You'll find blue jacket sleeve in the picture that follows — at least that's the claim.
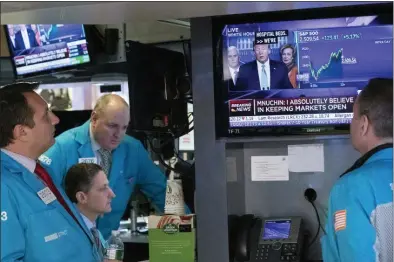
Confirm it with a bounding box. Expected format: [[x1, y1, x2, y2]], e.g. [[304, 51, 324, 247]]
[[1, 183, 25, 262], [39, 141, 68, 186], [135, 142, 191, 214], [322, 180, 377, 262]]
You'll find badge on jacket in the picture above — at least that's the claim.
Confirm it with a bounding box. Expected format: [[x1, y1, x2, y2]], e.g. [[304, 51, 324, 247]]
[[37, 187, 57, 204], [78, 157, 98, 164]]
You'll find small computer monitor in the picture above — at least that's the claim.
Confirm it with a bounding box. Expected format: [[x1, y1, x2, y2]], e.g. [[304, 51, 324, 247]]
[[4, 24, 91, 78]]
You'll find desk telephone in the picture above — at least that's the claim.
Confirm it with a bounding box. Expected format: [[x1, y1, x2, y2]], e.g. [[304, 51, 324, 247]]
[[232, 215, 305, 262]]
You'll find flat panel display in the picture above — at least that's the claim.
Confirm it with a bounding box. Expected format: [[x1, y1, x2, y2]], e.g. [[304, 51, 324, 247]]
[[263, 220, 291, 240], [213, 4, 393, 137], [4, 24, 91, 78]]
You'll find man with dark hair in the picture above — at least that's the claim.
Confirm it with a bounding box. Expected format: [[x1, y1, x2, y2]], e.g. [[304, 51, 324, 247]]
[[65, 163, 116, 261], [322, 78, 393, 262], [0, 82, 101, 262]]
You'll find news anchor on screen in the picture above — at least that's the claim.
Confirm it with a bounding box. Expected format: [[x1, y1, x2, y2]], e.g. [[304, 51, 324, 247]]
[[14, 24, 39, 51], [280, 44, 298, 88], [224, 46, 243, 90], [235, 42, 293, 91]]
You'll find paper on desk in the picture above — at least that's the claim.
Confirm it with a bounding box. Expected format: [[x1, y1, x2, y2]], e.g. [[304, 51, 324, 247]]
[[288, 144, 324, 172], [226, 157, 238, 182], [251, 156, 289, 181]]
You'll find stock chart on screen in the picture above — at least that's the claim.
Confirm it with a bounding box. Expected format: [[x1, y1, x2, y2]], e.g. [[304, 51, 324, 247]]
[[295, 25, 393, 89]]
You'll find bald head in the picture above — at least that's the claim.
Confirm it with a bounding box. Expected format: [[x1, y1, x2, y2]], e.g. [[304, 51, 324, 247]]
[[91, 94, 130, 150], [93, 94, 129, 117]]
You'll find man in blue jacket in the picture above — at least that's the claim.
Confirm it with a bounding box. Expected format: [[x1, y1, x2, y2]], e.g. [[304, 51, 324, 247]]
[[41, 94, 178, 239], [321, 78, 393, 262], [0, 82, 101, 262]]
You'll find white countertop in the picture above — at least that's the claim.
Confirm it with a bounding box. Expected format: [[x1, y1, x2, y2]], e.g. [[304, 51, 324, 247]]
[[118, 230, 149, 243]]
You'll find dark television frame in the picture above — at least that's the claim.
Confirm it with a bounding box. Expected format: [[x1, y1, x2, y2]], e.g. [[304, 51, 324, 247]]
[[3, 24, 92, 79], [212, 3, 393, 138]]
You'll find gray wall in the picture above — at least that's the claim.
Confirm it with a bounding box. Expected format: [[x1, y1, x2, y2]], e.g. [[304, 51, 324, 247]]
[[227, 143, 247, 216], [240, 137, 359, 260], [191, 16, 230, 262], [191, 16, 362, 262]]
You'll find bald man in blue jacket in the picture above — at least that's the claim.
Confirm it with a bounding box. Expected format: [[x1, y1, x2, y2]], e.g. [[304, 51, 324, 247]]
[[41, 94, 189, 239], [321, 78, 393, 262]]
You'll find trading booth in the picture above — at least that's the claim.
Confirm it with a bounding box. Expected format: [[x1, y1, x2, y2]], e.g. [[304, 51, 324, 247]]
[[0, 2, 392, 262]]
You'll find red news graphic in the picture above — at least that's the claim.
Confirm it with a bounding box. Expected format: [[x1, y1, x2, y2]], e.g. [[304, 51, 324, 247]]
[[14, 47, 70, 67], [229, 96, 356, 127], [229, 99, 254, 116]]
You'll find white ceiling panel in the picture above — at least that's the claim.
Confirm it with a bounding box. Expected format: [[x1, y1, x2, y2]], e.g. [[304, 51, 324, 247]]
[[1, 1, 379, 24], [1, 1, 101, 13]]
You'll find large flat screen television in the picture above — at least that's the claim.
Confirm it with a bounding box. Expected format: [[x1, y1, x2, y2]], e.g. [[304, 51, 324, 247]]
[[212, 3, 393, 137], [4, 24, 91, 78]]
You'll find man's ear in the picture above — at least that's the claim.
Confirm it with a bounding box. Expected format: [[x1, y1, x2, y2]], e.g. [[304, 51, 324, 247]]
[[360, 114, 370, 137], [76, 191, 87, 204], [91, 111, 98, 126], [13, 124, 30, 142], [91, 111, 96, 120]]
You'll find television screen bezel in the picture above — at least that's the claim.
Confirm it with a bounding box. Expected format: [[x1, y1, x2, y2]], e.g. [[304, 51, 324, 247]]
[[212, 3, 393, 138], [3, 24, 92, 79]]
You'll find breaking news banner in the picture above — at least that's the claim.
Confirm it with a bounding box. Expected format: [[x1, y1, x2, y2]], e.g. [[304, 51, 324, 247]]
[[255, 30, 289, 44], [14, 42, 70, 67], [229, 99, 254, 116], [229, 96, 355, 116]]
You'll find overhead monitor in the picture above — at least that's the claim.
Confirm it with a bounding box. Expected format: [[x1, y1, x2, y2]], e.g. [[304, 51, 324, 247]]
[[212, 3, 393, 137], [4, 24, 91, 78]]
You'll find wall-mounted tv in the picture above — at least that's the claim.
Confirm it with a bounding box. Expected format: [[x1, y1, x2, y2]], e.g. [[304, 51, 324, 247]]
[[212, 3, 393, 137], [4, 24, 91, 78]]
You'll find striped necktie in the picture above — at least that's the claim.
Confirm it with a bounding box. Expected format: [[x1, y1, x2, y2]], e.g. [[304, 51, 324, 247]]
[[260, 64, 269, 90], [91, 227, 104, 256], [98, 148, 112, 177]]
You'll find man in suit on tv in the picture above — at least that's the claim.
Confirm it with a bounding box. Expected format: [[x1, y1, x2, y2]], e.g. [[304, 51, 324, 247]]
[[224, 46, 242, 91], [7, 25, 16, 53], [14, 24, 38, 51], [235, 43, 293, 91]]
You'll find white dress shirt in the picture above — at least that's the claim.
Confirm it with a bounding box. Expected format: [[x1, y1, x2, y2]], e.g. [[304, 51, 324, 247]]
[[80, 211, 107, 252], [21, 29, 31, 49], [10, 36, 16, 48], [1, 148, 36, 173], [89, 124, 103, 165], [257, 59, 271, 90], [228, 66, 240, 85], [80, 212, 96, 230]]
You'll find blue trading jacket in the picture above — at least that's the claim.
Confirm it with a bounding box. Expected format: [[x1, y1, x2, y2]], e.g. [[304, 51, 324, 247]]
[[1, 151, 101, 262], [321, 146, 393, 262], [41, 121, 189, 239]]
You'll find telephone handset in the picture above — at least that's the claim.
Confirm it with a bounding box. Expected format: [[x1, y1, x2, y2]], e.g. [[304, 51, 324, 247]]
[[232, 215, 304, 262], [234, 214, 263, 261]]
